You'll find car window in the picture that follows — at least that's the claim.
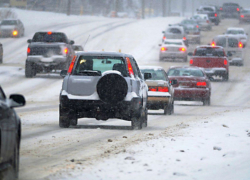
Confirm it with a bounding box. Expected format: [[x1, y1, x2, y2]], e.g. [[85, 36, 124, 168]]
[[1, 20, 17, 25], [227, 30, 244, 35], [164, 41, 182, 45], [141, 69, 167, 81], [194, 47, 225, 56], [73, 56, 127, 76], [32, 32, 68, 43], [215, 37, 226, 47], [168, 68, 204, 77], [202, 7, 214, 12], [168, 28, 181, 34]]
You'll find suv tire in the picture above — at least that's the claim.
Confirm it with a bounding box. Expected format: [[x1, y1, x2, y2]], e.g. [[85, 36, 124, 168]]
[[131, 108, 144, 130], [25, 60, 36, 78], [59, 106, 70, 128]]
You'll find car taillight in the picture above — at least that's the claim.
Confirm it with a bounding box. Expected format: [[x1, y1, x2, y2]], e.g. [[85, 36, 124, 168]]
[[126, 57, 134, 77], [238, 42, 243, 48], [241, 15, 244, 18], [27, 47, 30, 54], [196, 25, 199, 28], [220, 7, 223, 10], [161, 47, 167, 51], [48, 31, 52, 35], [149, 86, 169, 92], [211, 42, 216, 47], [214, 13, 217, 17], [206, 20, 210, 23], [237, 8, 240, 11], [148, 87, 157, 91], [179, 47, 186, 52], [158, 87, 169, 92], [183, 37, 186, 41], [190, 59, 193, 65], [68, 55, 76, 74], [163, 36, 166, 40], [13, 30, 18, 36], [224, 59, 228, 65], [197, 82, 207, 87]]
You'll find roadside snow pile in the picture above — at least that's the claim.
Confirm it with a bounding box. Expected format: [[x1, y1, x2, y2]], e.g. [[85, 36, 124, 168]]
[[69, 108, 250, 180]]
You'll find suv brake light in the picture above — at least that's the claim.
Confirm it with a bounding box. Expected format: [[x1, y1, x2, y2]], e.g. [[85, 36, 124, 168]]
[[237, 8, 240, 11], [190, 59, 193, 65], [214, 13, 217, 17], [241, 15, 244, 18], [48, 31, 52, 35], [183, 37, 186, 41], [158, 87, 169, 92], [68, 55, 76, 74], [163, 36, 166, 40], [13, 30, 18, 36], [196, 82, 206, 87], [211, 42, 216, 47], [126, 57, 134, 77], [196, 25, 199, 28]]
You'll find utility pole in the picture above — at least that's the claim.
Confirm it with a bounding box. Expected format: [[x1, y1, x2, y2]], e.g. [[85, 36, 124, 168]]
[[67, 0, 71, 16], [162, 0, 166, 17], [141, 0, 145, 19]]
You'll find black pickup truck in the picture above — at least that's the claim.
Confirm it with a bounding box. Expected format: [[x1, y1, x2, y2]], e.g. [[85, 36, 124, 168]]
[[197, 6, 220, 25], [25, 32, 75, 78]]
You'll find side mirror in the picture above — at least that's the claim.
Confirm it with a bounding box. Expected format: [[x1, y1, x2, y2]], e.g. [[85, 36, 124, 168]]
[[170, 79, 177, 85], [27, 39, 32, 43], [9, 94, 25, 108], [162, 31, 165, 33], [60, 70, 68, 78], [144, 73, 152, 80], [159, 44, 162, 46], [69, 40, 75, 45], [188, 52, 193, 56]]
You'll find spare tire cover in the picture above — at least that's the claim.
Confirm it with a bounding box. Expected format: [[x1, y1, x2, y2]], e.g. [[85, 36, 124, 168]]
[[97, 73, 128, 104]]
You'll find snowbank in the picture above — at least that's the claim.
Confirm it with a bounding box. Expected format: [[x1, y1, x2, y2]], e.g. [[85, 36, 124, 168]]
[[67, 108, 250, 180]]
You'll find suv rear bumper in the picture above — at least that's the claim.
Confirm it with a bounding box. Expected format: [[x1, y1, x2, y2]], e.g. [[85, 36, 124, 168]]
[[60, 95, 142, 121]]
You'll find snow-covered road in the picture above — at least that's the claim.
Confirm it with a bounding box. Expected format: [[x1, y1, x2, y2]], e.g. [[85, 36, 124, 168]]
[[0, 8, 250, 180]]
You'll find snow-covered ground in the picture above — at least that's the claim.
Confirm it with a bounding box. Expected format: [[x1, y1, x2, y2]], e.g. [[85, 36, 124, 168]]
[[68, 108, 250, 180], [0, 7, 250, 180]]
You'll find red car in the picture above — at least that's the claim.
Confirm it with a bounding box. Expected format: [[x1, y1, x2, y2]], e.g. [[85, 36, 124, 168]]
[[188, 45, 229, 81], [167, 66, 211, 105]]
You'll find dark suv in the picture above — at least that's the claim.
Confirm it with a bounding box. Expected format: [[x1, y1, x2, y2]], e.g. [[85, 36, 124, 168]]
[[0, 43, 2, 64], [25, 32, 75, 77], [0, 86, 25, 178], [59, 51, 151, 129], [221, 3, 241, 18], [197, 6, 220, 25]]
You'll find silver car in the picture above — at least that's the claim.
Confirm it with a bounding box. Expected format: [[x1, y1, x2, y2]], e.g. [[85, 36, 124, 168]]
[[140, 66, 175, 115], [0, 19, 25, 37], [59, 51, 151, 129], [212, 35, 244, 66], [191, 14, 212, 31], [159, 39, 188, 62]]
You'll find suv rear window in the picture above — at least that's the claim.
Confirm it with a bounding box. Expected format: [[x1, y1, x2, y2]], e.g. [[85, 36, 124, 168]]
[[167, 28, 181, 34], [215, 37, 239, 48], [73, 56, 127, 76], [194, 47, 225, 56], [202, 7, 214, 12], [32, 32, 68, 43]]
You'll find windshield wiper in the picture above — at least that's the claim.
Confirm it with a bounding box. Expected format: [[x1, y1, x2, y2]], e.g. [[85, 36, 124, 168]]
[[77, 70, 101, 76]]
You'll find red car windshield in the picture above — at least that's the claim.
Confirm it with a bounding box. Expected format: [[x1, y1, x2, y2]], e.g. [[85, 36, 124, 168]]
[[194, 47, 225, 56], [168, 68, 204, 77]]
